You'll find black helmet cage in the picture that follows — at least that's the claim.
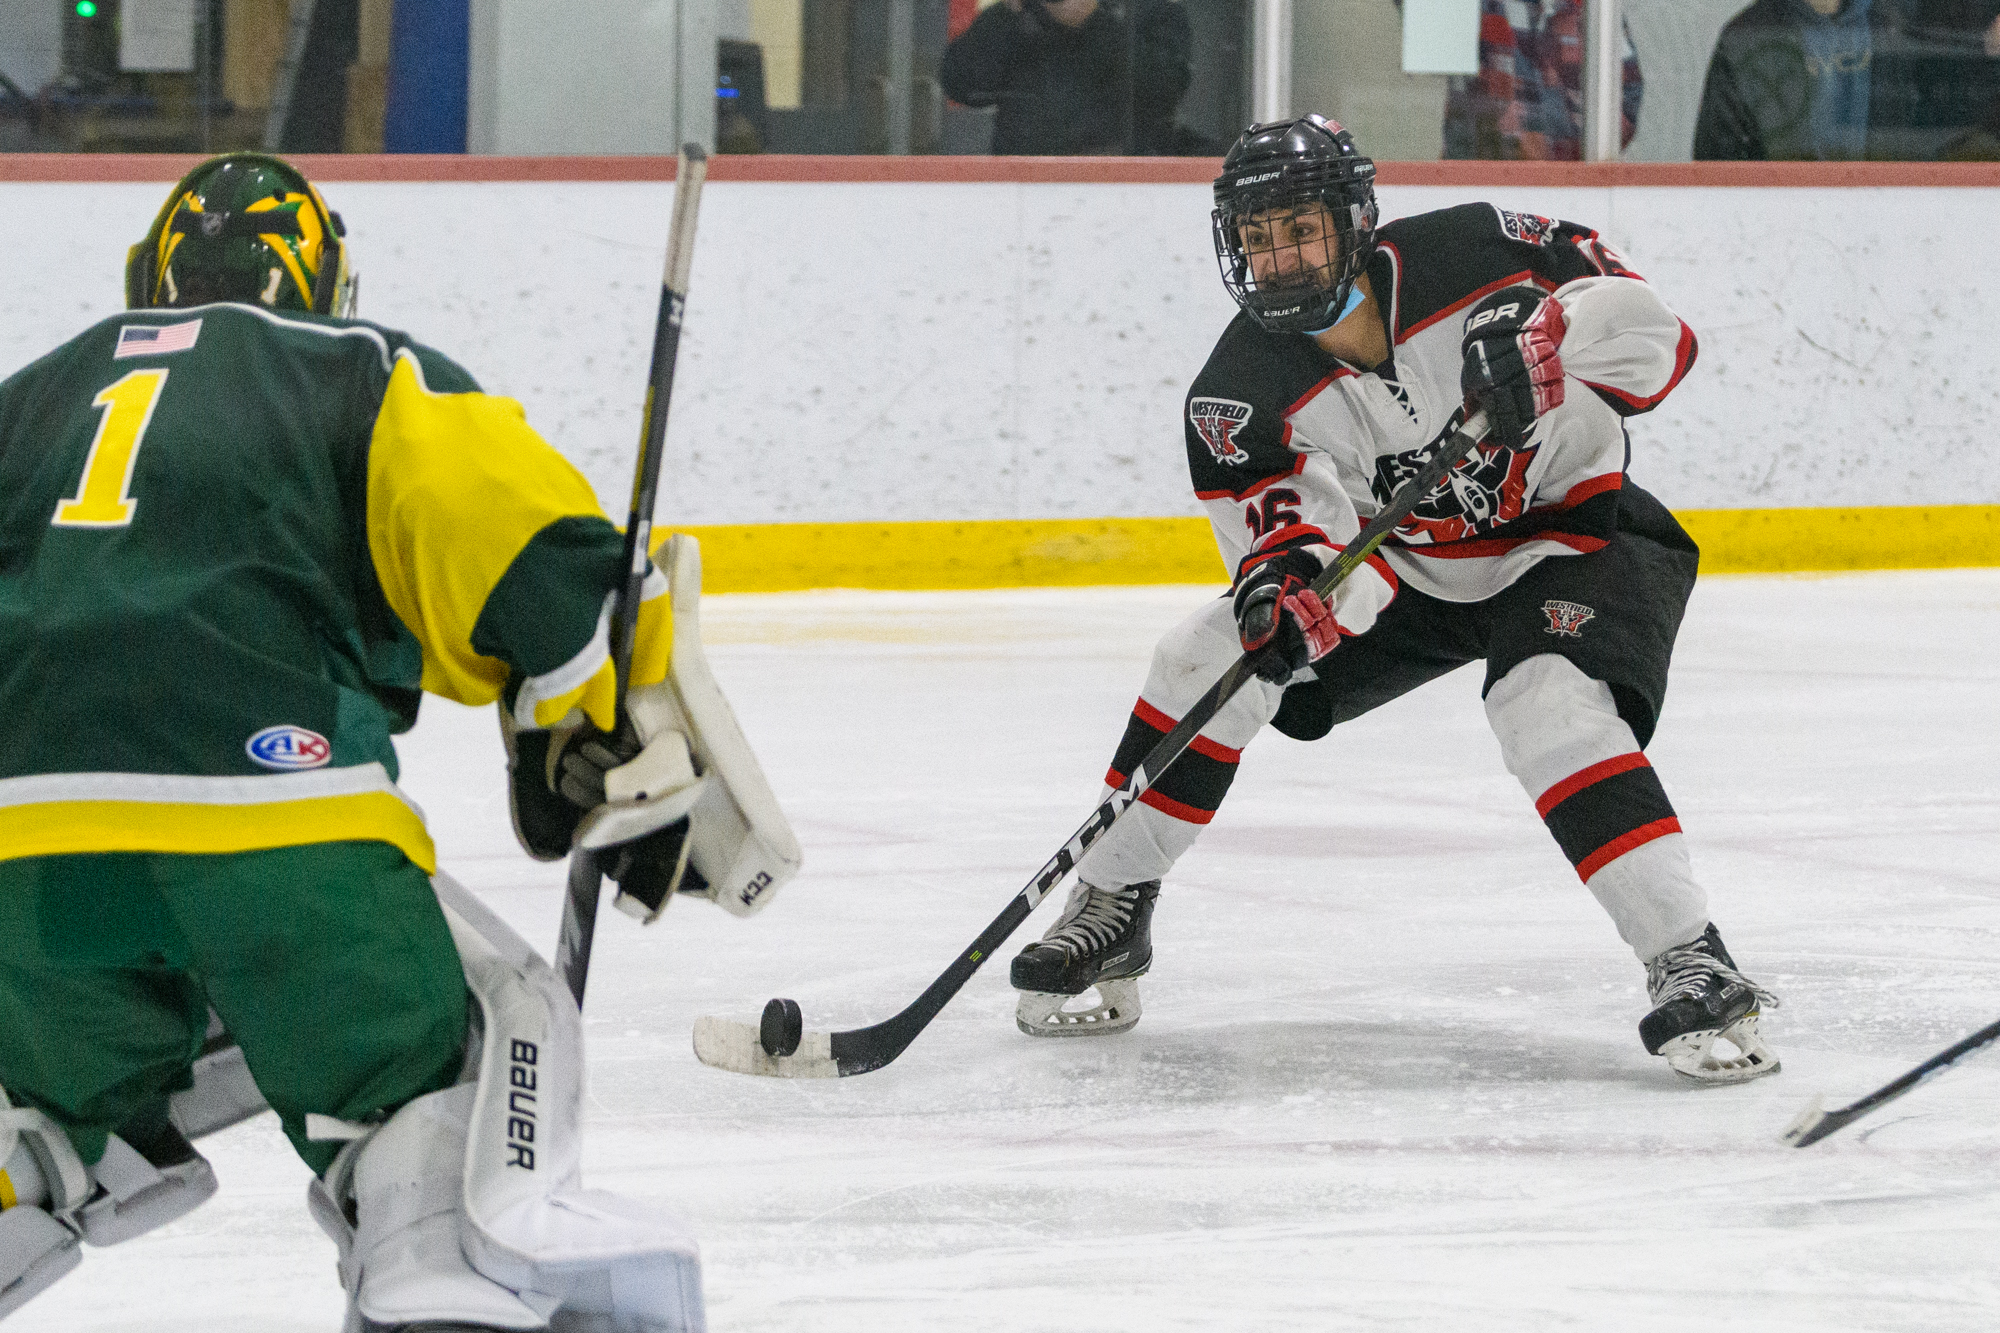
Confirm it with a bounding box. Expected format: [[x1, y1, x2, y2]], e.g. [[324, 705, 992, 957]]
[[1212, 116, 1380, 334]]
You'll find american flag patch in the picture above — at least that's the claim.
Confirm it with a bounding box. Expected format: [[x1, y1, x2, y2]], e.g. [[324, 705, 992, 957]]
[[115, 320, 202, 359]]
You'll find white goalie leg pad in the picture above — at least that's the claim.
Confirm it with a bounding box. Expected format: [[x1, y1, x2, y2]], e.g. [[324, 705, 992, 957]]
[[0, 1094, 83, 1322], [0, 1094, 91, 1219], [69, 1134, 218, 1248], [1, 1086, 217, 1320], [168, 1011, 271, 1142], [0, 1094, 215, 1248], [600, 533, 801, 919], [0, 1204, 80, 1322], [308, 1089, 552, 1333], [435, 873, 708, 1333]]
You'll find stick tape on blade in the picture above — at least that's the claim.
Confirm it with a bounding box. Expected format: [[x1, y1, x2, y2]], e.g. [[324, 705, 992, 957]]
[[691, 1018, 839, 1079]]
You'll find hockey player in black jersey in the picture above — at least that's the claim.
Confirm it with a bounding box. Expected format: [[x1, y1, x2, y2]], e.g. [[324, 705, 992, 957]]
[[1010, 115, 1781, 1084]]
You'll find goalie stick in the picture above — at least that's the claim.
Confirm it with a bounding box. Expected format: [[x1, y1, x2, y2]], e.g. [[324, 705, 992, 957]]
[[1782, 1014, 2000, 1148], [555, 144, 708, 1009], [692, 407, 1492, 1078]]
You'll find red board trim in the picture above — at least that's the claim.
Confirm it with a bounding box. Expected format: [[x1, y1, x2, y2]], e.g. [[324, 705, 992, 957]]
[[5, 155, 1999, 187]]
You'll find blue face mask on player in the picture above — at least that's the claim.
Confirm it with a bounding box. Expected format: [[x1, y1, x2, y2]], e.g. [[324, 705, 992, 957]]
[[1306, 282, 1367, 336]]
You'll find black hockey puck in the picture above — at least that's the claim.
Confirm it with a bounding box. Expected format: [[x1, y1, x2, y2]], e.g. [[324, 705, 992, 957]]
[[760, 997, 803, 1058]]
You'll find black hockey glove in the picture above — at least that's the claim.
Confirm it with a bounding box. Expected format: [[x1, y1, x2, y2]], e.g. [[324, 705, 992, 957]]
[[602, 818, 706, 916], [1460, 285, 1568, 449], [1231, 549, 1341, 684], [549, 724, 705, 909], [504, 722, 583, 861]]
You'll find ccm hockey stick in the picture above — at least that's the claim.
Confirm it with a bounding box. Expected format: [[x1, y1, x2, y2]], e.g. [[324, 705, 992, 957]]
[[1782, 1014, 2000, 1147], [692, 408, 1493, 1078], [555, 144, 708, 1008]]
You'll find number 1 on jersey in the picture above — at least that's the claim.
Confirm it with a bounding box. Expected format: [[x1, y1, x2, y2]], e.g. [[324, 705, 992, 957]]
[[53, 368, 169, 528]]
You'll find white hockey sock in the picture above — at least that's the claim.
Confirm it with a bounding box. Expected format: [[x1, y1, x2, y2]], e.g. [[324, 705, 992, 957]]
[[1583, 832, 1710, 963], [1076, 595, 1283, 888], [1487, 654, 1708, 962]]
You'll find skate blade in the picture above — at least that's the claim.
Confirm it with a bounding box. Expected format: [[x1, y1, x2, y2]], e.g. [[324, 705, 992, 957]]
[[1660, 1014, 1782, 1085], [691, 1016, 840, 1078], [1015, 979, 1142, 1038]]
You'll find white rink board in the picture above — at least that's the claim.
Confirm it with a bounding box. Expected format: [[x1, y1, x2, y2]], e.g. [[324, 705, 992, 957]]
[[3, 179, 1997, 522], [12, 570, 2000, 1333]]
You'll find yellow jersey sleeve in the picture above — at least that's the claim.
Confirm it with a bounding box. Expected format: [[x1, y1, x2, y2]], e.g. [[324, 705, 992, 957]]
[[365, 350, 670, 731]]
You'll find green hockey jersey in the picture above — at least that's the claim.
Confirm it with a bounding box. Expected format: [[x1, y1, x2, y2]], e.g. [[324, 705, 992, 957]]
[[0, 303, 671, 872]]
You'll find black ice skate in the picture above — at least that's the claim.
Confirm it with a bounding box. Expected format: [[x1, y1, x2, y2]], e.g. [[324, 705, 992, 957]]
[[1640, 923, 1781, 1084], [1011, 880, 1159, 1037]]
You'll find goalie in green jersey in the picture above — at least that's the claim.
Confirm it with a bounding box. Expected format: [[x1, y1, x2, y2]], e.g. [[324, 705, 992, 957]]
[[0, 154, 798, 1332]]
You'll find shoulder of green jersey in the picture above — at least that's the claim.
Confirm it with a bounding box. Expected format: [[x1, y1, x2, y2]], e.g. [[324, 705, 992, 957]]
[[125, 302, 397, 371], [391, 343, 482, 396]]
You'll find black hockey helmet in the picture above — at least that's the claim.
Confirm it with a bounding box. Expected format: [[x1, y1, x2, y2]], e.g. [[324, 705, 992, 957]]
[[1212, 115, 1379, 335], [126, 153, 355, 316]]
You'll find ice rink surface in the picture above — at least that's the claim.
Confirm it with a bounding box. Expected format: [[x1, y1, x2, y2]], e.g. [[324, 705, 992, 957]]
[[19, 570, 2000, 1333]]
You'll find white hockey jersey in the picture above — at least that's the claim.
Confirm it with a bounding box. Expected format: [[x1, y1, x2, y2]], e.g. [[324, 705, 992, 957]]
[[1184, 202, 1698, 630]]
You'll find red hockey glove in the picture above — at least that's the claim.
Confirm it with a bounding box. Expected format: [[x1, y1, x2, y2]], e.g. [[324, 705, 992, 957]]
[[1461, 286, 1567, 449], [1233, 564, 1341, 683]]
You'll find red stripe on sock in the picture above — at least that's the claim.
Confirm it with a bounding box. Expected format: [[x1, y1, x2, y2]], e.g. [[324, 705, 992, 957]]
[[1130, 698, 1241, 763], [1138, 787, 1216, 825], [1189, 734, 1240, 764], [1535, 751, 1652, 818], [1577, 817, 1681, 881]]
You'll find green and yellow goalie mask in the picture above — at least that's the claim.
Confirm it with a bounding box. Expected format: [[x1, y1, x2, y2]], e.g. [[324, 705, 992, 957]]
[[126, 153, 356, 317]]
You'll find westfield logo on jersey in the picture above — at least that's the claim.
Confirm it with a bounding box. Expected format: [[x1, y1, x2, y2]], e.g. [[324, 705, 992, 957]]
[[1373, 413, 1536, 544], [1189, 397, 1253, 465], [1496, 209, 1557, 246], [1542, 600, 1596, 637]]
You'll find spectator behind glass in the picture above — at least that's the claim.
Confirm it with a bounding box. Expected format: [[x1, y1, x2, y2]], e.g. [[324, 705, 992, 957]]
[[1438, 0, 1644, 160], [940, 0, 1201, 155], [1695, 0, 1886, 159], [1916, 0, 2000, 158]]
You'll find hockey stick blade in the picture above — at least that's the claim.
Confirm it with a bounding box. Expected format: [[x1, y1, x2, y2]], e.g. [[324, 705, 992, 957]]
[[693, 410, 1491, 1079], [1781, 1014, 2000, 1148], [692, 1017, 841, 1079]]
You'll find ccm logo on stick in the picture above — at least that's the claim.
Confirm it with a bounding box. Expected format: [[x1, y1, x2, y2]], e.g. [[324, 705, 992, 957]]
[[506, 1039, 538, 1169]]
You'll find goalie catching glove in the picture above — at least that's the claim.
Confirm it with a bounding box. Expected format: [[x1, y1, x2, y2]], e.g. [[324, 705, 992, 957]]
[[501, 533, 801, 921]]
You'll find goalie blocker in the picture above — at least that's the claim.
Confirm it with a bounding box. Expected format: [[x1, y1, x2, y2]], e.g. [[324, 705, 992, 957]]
[[502, 533, 801, 922]]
